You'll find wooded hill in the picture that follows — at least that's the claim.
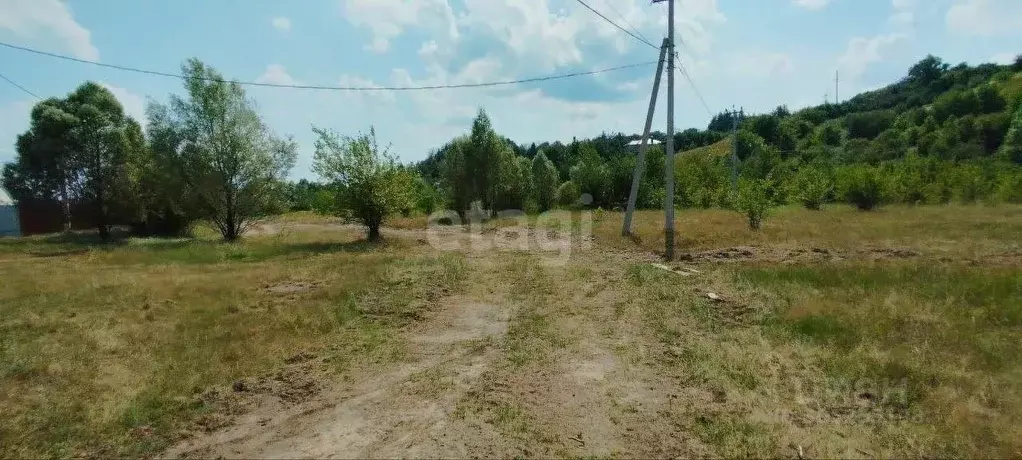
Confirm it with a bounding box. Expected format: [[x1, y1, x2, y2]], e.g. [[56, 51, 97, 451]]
[[418, 54, 1022, 212]]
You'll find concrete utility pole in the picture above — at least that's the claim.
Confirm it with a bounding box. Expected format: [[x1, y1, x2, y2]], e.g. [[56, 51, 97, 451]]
[[652, 0, 676, 259], [622, 38, 669, 237], [835, 70, 839, 104], [730, 107, 739, 190]]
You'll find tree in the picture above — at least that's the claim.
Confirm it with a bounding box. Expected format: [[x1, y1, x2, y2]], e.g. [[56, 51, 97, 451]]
[[2, 84, 138, 239], [312, 126, 410, 240], [149, 59, 297, 241], [569, 143, 611, 207], [66, 83, 135, 240], [466, 109, 506, 212], [836, 165, 890, 210], [999, 104, 1022, 164], [907, 55, 948, 87], [492, 152, 531, 211], [735, 178, 771, 230], [531, 150, 558, 211], [790, 165, 832, 210], [555, 181, 581, 208], [2, 98, 79, 231], [440, 136, 472, 217]]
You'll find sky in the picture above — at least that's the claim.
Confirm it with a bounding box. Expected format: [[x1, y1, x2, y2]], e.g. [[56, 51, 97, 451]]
[[0, 0, 1020, 188]]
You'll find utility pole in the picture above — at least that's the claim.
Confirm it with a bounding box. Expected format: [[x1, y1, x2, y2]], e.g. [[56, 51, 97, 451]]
[[730, 106, 739, 190], [835, 70, 839, 104], [652, 0, 676, 259], [622, 38, 669, 236]]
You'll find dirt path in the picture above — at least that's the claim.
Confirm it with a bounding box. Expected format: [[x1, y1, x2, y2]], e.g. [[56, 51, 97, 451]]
[[162, 226, 726, 458]]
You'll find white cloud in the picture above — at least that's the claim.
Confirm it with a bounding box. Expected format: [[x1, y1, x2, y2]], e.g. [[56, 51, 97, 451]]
[[256, 64, 298, 86], [729, 52, 792, 78], [990, 52, 1017, 65], [889, 0, 916, 26], [0, 0, 98, 60], [418, 40, 439, 60], [659, 0, 727, 55], [838, 33, 907, 80], [792, 0, 832, 10], [342, 0, 458, 54], [947, 0, 1022, 36], [271, 16, 292, 32], [100, 83, 147, 126], [336, 74, 396, 104]]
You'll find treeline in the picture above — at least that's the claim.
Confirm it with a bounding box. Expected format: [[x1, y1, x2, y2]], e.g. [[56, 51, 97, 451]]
[[2, 59, 298, 240], [3, 54, 1022, 241], [415, 54, 1022, 223]]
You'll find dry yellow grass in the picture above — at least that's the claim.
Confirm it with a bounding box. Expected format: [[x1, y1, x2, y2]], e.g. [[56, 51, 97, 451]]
[[0, 229, 466, 457], [2, 203, 1021, 458], [600, 204, 1022, 260]]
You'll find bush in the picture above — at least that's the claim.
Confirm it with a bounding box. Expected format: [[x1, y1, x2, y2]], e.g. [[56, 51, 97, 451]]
[[555, 180, 581, 208], [311, 189, 337, 215], [312, 127, 412, 240], [836, 165, 890, 210], [790, 165, 832, 210], [995, 169, 1022, 203], [735, 178, 771, 230], [952, 164, 991, 204]]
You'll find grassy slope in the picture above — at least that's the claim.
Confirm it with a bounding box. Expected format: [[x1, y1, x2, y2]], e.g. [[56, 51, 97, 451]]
[[678, 138, 733, 160]]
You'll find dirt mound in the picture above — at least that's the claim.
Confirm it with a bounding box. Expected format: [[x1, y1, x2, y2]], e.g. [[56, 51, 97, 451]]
[[678, 245, 922, 264]]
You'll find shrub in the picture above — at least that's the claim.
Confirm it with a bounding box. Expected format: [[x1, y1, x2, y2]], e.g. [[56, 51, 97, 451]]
[[555, 181, 581, 208], [312, 127, 412, 240], [836, 165, 890, 211], [790, 165, 832, 210], [735, 178, 771, 230], [995, 169, 1022, 203]]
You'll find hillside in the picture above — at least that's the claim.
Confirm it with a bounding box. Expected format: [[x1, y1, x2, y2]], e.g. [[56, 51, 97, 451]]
[[408, 54, 1022, 213], [678, 138, 732, 159]]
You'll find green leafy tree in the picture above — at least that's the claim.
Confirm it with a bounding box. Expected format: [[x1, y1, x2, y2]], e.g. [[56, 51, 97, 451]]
[[790, 165, 832, 210], [569, 143, 611, 206], [440, 136, 472, 218], [3, 84, 139, 239], [836, 164, 890, 210], [735, 178, 771, 230], [312, 127, 411, 240], [995, 168, 1022, 203], [150, 59, 297, 241], [3, 97, 79, 231], [998, 104, 1022, 164], [467, 109, 507, 212], [555, 180, 581, 208], [311, 189, 337, 215], [410, 173, 441, 215], [531, 150, 558, 211], [139, 102, 204, 235], [493, 152, 531, 211], [66, 83, 136, 239]]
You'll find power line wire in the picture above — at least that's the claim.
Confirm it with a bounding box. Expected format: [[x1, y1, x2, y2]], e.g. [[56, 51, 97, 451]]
[[0, 69, 41, 100], [573, 0, 715, 118], [0, 41, 656, 92], [575, 0, 660, 51], [669, 51, 713, 117], [602, 1, 652, 46]]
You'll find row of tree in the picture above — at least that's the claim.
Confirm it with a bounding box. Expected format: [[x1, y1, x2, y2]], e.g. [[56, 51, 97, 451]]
[[3, 54, 1021, 240], [3, 60, 298, 240]]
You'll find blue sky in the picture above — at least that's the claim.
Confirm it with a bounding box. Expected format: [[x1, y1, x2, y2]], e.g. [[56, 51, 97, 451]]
[[0, 0, 1019, 188]]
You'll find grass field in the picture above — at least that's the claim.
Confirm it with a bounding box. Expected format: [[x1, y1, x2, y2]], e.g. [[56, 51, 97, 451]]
[[0, 228, 466, 457], [1, 204, 1020, 457]]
